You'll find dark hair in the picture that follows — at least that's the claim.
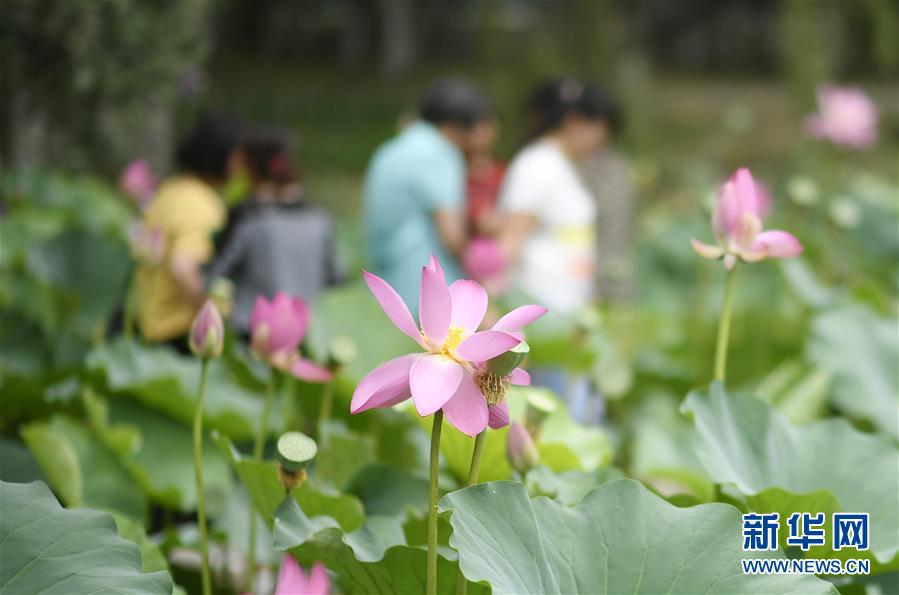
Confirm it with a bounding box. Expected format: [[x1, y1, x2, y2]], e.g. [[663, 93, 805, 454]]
[[174, 112, 241, 180], [526, 78, 621, 140], [419, 78, 492, 129], [241, 127, 299, 185]]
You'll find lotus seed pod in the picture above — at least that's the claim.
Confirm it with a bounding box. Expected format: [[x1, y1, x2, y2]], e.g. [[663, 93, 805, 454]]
[[277, 432, 317, 473], [328, 335, 358, 368], [486, 341, 529, 378], [524, 388, 557, 439], [209, 277, 235, 319]]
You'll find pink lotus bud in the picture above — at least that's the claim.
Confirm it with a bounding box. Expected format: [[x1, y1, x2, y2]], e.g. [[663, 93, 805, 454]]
[[189, 300, 224, 359], [120, 159, 156, 210], [692, 167, 802, 269], [805, 86, 878, 150], [250, 293, 309, 361], [506, 422, 538, 473], [275, 555, 330, 595]]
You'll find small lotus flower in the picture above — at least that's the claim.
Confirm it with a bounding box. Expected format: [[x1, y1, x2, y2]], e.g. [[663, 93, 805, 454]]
[[462, 237, 507, 292], [805, 86, 878, 150], [691, 168, 803, 269], [128, 221, 165, 265], [506, 422, 539, 473], [120, 159, 156, 210], [251, 293, 332, 382], [351, 256, 546, 436], [274, 555, 330, 595], [189, 300, 224, 359]]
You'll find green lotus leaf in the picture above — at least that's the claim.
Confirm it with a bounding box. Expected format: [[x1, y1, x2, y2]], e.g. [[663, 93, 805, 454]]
[[439, 479, 836, 594], [807, 304, 898, 438], [273, 495, 487, 595], [21, 415, 147, 521], [88, 338, 271, 440], [0, 480, 172, 594], [213, 433, 365, 531], [682, 383, 899, 567]]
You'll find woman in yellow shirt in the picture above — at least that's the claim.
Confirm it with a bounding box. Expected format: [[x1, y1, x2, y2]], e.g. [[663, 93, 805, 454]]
[[137, 114, 241, 349]]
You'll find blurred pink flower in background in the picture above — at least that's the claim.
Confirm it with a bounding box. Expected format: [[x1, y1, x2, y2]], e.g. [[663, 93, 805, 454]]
[[189, 300, 224, 359], [691, 167, 803, 269], [251, 293, 332, 382], [128, 221, 165, 265], [506, 422, 539, 473], [805, 86, 878, 150], [120, 159, 156, 209], [462, 237, 507, 293], [274, 556, 330, 595], [351, 256, 546, 436]]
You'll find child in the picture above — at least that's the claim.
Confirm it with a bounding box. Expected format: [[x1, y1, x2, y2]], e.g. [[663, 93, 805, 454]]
[[462, 115, 508, 295], [137, 113, 241, 349], [206, 127, 343, 337]]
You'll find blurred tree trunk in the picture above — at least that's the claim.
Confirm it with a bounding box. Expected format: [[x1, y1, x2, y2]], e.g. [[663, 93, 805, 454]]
[[339, 0, 369, 66], [779, 0, 843, 108], [380, 0, 416, 76], [7, 93, 47, 169]]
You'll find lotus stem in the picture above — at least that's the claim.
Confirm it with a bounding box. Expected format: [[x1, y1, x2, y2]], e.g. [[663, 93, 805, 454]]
[[714, 266, 738, 383], [427, 410, 444, 595], [454, 430, 487, 595], [123, 273, 137, 340], [318, 379, 335, 445], [192, 358, 212, 595], [248, 369, 276, 591]]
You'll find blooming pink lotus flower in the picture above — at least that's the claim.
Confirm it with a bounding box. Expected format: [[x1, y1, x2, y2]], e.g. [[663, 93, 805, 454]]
[[189, 300, 224, 359], [805, 86, 878, 150], [351, 256, 546, 436], [128, 221, 165, 265], [120, 159, 156, 210], [691, 168, 803, 269], [274, 555, 330, 595], [251, 293, 332, 382]]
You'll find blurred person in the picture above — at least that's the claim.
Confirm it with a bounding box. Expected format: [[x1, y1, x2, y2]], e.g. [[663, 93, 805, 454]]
[[497, 78, 619, 424], [137, 113, 241, 350], [465, 116, 505, 235], [206, 127, 343, 338], [580, 127, 632, 303], [462, 114, 508, 295], [364, 77, 491, 309]]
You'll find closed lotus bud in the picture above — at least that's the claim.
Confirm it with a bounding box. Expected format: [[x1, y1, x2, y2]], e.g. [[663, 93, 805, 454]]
[[506, 422, 539, 473], [189, 300, 224, 359]]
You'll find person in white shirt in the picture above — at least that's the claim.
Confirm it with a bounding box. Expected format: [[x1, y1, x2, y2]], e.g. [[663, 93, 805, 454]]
[[498, 78, 619, 313], [497, 78, 620, 424]]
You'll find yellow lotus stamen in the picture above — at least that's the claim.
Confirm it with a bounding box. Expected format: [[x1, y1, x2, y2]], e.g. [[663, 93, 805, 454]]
[[475, 369, 509, 406], [440, 326, 466, 357]]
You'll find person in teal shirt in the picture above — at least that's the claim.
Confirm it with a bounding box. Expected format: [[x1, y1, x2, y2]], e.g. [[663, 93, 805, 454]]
[[364, 78, 491, 311]]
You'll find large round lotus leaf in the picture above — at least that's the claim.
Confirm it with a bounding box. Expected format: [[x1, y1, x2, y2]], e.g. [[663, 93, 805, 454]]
[[439, 479, 836, 595], [0, 481, 172, 594], [682, 383, 899, 568]]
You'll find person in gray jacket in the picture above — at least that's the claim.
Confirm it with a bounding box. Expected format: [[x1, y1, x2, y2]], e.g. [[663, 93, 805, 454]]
[[207, 127, 343, 336]]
